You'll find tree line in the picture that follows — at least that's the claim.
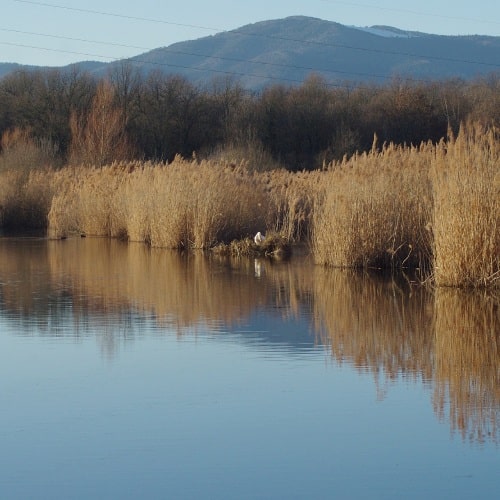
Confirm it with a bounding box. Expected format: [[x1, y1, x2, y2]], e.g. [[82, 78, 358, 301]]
[[0, 63, 499, 170]]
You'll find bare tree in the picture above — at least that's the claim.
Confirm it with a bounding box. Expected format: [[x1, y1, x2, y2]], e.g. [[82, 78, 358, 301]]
[[69, 81, 132, 166]]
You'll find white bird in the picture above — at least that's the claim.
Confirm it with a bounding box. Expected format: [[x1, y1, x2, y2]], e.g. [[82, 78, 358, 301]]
[[254, 231, 265, 245]]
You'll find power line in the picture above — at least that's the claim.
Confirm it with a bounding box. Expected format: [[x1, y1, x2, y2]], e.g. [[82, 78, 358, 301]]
[[9, 38, 490, 90], [0, 41, 346, 88], [0, 28, 430, 83], [231, 28, 500, 68], [0, 27, 150, 51], [319, 0, 500, 28], [16, 0, 500, 31], [4, 0, 499, 93], [12, 0, 221, 32], [2, 37, 498, 92], [10, 0, 500, 68]]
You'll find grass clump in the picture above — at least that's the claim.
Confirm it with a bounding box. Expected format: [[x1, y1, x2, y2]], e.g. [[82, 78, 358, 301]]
[[0, 128, 59, 232], [6, 119, 497, 289], [311, 122, 499, 288], [212, 231, 291, 259], [431, 124, 500, 288], [312, 139, 433, 271], [48, 158, 274, 247]]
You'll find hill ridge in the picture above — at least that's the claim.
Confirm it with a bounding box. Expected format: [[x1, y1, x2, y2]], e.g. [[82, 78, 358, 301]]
[[1, 16, 499, 89]]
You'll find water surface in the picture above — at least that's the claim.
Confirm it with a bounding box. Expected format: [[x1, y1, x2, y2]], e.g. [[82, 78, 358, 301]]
[[0, 237, 498, 499]]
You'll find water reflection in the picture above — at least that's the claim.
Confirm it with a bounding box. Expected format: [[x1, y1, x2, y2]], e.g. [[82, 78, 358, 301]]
[[312, 268, 435, 382], [433, 289, 500, 444], [0, 237, 498, 444]]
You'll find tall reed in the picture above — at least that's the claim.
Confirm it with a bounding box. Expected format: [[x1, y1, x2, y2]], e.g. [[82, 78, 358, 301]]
[[48, 158, 274, 247], [264, 168, 323, 242], [431, 124, 500, 287], [0, 168, 56, 231], [48, 163, 129, 239], [312, 140, 433, 270], [0, 127, 60, 231]]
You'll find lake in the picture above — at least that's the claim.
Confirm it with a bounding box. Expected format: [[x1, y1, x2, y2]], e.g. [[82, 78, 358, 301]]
[[0, 237, 498, 499]]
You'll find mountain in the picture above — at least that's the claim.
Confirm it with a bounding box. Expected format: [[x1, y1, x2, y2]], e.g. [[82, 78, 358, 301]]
[[0, 62, 37, 79], [1, 16, 499, 89], [0, 60, 107, 79]]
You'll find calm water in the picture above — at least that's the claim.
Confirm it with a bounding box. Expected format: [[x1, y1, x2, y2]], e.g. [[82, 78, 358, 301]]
[[0, 237, 498, 499]]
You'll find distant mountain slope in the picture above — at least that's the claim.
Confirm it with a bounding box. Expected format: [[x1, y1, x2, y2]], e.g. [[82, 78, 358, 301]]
[[0, 62, 35, 79], [0, 60, 107, 79], [1, 16, 499, 89]]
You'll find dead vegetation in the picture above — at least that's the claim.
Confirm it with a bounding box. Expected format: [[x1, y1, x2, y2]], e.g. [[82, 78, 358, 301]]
[[0, 121, 497, 288]]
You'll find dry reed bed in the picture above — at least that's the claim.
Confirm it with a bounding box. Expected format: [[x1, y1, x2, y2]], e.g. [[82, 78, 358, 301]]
[[47, 158, 317, 248], [0, 168, 56, 230], [312, 140, 434, 270], [312, 124, 499, 288], [2, 122, 498, 288], [431, 125, 500, 287]]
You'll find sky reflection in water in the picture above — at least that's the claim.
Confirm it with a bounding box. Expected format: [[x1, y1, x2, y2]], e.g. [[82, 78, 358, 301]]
[[0, 237, 498, 499]]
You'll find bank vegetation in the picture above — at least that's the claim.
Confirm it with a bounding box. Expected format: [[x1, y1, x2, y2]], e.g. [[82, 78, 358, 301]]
[[0, 68, 498, 288]]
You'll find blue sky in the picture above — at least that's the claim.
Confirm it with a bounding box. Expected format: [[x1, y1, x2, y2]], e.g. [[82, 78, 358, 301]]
[[2, 0, 500, 66]]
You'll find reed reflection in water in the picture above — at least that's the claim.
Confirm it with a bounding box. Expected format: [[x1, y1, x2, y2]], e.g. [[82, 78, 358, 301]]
[[434, 289, 500, 444], [312, 268, 435, 384], [0, 237, 498, 445]]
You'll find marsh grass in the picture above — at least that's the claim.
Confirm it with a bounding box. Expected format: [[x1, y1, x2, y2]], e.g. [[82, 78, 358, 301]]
[[312, 140, 433, 271], [211, 231, 291, 259], [0, 169, 56, 231], [207, 139, 283, 172], [431, 124, 500, 287], [48, 158, 278, 247], [265, 169, 323, 242], [0, 128, 59, 231], [312, 123, 499, 287], [4, 121, 498, 288]]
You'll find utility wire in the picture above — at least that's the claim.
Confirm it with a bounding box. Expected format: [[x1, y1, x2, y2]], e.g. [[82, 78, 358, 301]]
[[0, 28, 435, 83], [16, 0, 500, 30], [9, 38, 489, 90], [319, 0, 500, 28], [10, 0, 500, 68], [13, 0, 220, 32], [2, 36, 498, 91], [0, 27, 150, 51], [0, 41, 350, 88]]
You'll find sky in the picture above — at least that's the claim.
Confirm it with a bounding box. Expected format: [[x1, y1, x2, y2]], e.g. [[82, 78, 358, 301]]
[[1, 0, 500, 67]]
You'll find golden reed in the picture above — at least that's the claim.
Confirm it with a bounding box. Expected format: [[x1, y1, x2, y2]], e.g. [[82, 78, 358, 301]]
[[47, 157, 318, 248], [312, 139, 433, 270], [431, 124, 500, 287], [1, 122, 497, 288], [312, 123, 499, 287]]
